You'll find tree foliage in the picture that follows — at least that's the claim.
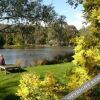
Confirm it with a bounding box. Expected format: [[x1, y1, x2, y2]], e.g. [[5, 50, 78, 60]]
[[67, 0, 100, 76], [0, 0, 42, 23], [1, 18, 78, 47], [0, 0, 79, 47], [0, 33, 5, 48]]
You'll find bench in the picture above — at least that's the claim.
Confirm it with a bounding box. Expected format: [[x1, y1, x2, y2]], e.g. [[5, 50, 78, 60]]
[[0, 64, 21, 74]]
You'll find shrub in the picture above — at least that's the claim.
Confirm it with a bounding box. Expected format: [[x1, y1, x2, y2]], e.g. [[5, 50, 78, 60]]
[[31, 59, 48, 66], [73, 36, 100, 75], [67, 66, 90, 91], [16, 73, 67, 100]]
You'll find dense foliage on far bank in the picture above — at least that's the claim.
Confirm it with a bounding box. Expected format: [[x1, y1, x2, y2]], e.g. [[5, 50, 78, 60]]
[[0, 0, 79, 48], [0, 22, 78, 49]]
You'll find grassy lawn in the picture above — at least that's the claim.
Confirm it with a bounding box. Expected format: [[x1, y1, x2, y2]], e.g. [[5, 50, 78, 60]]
[[0, 62, 74, 100]]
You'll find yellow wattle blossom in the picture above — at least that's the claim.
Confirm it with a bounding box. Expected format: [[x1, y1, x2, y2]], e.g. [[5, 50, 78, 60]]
[[73, 35, 100, 74], [44, 72, 56, 86], [16, 73, 67, 100], [67, 66, 90, 90], [91, 8, 100, 22]]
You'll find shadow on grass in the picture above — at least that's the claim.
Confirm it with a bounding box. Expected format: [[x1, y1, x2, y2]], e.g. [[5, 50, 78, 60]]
[[4, 94, 20, 100], [0, 83, 20, 100], [7, 68, 27, 74], [0, 69, 26, 100], [0, 80, 20, 100]]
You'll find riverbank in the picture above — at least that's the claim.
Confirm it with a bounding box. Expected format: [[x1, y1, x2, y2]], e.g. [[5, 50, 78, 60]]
[[3, 44, 73, 49], [3, 44, 35, 49], [0, 62, 74, 100]]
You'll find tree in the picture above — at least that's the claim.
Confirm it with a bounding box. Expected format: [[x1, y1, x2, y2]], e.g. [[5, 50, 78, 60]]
[[0, 0, 43, 24], [41, 5, 57, 26], [0, 0, 57, 30], [6, 33, 14, 45], [0, 0, 58, 46], [66, 25, 79, 45], [66, 1, 100, 99], [47, 15, 69, 46], [0, 33, 5, 48], [47, 16, 78, 46], [66, 0, 100, 75]]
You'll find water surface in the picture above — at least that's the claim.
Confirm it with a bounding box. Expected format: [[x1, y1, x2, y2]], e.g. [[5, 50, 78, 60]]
[[0, 47, 73, 66]]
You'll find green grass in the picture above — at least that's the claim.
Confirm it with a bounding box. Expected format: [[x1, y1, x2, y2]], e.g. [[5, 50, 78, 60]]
[[0, 62, 74, 100]]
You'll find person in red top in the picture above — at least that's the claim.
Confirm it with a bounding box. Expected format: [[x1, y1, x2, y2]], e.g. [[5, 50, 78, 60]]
[[0, 54, 5, 65]]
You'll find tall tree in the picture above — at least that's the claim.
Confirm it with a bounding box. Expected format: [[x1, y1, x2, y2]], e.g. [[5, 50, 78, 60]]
[[66, 0, 100, 75], [0, 0, 42, 24], [41, 5, 57, 26], [0, 0, 58, 46], [66, 1, 100, 99], [47, 15, 78, 46]]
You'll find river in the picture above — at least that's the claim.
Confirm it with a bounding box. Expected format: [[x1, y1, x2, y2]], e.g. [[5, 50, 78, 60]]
[[0, 47, 73, 66]]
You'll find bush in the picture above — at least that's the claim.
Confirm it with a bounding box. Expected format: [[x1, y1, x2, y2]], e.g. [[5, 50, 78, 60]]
[[67, 66, 90, 91], [49, 52, 74, 64], [16, 73, 68, 100], [73, 36, 100, 75], [31, 59, 48, 66]]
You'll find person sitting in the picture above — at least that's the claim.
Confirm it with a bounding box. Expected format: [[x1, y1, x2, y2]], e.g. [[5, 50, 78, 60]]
[[0, 54, 5, 65]]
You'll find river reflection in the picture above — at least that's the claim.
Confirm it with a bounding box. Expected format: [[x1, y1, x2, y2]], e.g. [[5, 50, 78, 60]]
[[0, 47, 73, 66]]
